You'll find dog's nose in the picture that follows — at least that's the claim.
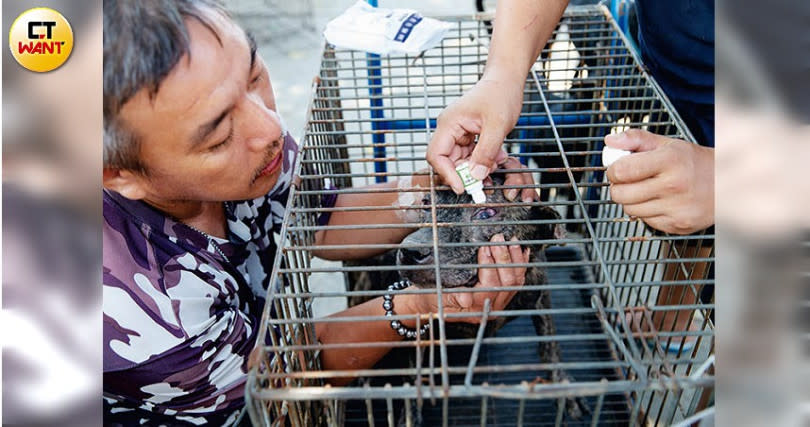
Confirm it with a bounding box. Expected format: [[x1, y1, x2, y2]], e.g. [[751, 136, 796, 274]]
[[399, 247, 432, 264]]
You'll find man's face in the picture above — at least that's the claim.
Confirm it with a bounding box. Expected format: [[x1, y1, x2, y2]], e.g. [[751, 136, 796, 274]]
[[118, 8, 285, 204]]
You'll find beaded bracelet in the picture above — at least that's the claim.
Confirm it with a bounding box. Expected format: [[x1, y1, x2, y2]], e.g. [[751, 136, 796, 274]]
[[383, 279, 430, 339]]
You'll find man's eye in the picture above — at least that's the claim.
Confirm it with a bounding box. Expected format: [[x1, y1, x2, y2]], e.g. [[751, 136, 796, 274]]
[[209, 128, 233, 151], [250, 67, 264, 86], [209, 139, 228, 151], [472, 208, 497, 220]]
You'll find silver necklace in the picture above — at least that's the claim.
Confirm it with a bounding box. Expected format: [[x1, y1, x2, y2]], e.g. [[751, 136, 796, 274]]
[[180, 202, 232, 263], [185, 223, 230, 264]]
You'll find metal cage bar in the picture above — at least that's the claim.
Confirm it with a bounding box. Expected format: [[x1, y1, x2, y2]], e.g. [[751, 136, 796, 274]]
[[247, 5, 714, 426]]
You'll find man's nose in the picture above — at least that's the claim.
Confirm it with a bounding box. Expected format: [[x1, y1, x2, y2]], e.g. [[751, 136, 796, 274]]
[[242, 94, 282, 152]]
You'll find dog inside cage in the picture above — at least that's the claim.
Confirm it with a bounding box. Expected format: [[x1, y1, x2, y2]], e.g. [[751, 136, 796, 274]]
[[246, 6, 714, 427], [347, 171, 591, 422]]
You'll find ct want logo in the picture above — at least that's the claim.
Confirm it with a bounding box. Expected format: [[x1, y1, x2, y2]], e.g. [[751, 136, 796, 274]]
[[9, 7, 74, 72]]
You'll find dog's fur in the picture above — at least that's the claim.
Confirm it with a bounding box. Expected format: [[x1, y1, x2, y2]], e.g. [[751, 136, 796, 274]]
[[348, 173, 587, 421], [396, 176, 564, 341]]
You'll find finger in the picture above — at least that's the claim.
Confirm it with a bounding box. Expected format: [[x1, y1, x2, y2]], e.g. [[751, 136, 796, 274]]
[[455, 290, 473, 310], [428, 126, 468, 194], [609, 179, 664, 205], [639, 214, 709, 235], [490, 235, 522, 287], [476, 244, 500, 288], [470, 127, 509, 180], [491, 242, 528, 310], [621, 200, 669, 220], [430, 155, 465, 194], [606, 149, 670, 184], [519, 171, 538, 202], [637, 215, 676, 235], [502, 172, 524, 201], [605, 129, 671, 153], [521, 186, 539, 203], [506, 237, 527, 285], [495, 149, 509, 165], [507, 239, 527, 273], [501, 162, 537, 202]]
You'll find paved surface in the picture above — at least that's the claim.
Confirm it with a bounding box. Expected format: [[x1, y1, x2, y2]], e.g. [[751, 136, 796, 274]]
[[227, 0, 480, 141]]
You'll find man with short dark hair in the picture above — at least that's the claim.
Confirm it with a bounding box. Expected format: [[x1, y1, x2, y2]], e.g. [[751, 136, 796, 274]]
[[103, 1, 530, 424]]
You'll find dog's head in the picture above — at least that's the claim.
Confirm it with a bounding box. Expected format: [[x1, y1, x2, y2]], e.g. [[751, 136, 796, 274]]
[[397, 173, 564, 288]]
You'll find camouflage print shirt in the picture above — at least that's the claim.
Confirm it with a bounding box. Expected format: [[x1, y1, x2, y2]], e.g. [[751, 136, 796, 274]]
[[103, 134, 298, 426]]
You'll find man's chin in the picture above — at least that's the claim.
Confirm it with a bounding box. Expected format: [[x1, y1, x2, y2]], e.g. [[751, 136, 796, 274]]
[[246, 171, 281, 200]]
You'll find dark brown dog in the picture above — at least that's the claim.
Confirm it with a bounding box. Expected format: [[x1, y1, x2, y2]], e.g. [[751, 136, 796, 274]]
[[394, 173, 585, 420]]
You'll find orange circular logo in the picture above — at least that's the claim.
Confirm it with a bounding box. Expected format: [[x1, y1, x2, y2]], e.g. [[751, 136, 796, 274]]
[[9, 7, 74, 72]]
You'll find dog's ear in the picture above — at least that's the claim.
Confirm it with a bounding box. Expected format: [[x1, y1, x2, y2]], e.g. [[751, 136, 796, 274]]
[[529, 205, 566, 243]]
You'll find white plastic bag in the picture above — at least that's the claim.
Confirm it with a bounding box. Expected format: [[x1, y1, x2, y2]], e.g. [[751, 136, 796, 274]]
[[323, 1, 452, 55]]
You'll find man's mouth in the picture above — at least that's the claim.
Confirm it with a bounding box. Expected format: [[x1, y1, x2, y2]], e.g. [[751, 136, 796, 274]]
[[254, 149, 283, 182]]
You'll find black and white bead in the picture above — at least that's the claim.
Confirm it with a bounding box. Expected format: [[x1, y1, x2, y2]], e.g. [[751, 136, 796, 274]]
[[384, 279, 430, 339]]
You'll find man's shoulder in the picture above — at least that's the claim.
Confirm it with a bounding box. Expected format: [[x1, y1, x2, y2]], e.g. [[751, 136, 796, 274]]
[[103, 191, 240, 373], [103, 190, 213, 270]]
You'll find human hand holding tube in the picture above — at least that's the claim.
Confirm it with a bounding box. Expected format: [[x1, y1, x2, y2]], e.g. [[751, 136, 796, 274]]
[[605, 129, 714, 234], [426, 78, 521, 194]]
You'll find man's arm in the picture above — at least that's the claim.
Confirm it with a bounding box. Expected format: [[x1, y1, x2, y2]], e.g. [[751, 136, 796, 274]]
[[485, 0, 569, 86], [427, 0, 569, 191], [316, 234, 528, 385], [312, 172, 433, 260]]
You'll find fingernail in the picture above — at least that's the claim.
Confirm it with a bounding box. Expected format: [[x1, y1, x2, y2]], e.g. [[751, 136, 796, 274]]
[[505, 189, 518, 201], [471, 164, 489, 180], [491, 233, 504, 242]]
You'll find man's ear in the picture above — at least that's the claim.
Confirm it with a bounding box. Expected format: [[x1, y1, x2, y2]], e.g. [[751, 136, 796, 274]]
[[103, 168, 147, 200], [529, 205, 566, 242]]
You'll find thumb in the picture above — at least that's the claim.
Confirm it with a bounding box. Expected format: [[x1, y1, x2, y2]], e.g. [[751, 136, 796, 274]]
[[605, 129, 670, 153], [455, 291, 473, 310], [469, 127, 508, 180]]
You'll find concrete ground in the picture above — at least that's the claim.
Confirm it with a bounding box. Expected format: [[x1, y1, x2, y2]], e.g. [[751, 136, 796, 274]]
[[226, 0, 481, 140]]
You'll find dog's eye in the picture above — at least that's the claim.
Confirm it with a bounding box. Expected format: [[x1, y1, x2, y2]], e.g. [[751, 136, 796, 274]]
[[472, 208, 497, 220]]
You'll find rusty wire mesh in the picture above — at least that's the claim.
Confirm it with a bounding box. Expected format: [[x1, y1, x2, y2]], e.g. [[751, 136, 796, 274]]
[[246, 5, 714, 426]]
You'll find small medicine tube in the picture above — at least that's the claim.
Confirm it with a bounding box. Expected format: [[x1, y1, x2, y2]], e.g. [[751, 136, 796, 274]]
[[455, 162, 486, 204]]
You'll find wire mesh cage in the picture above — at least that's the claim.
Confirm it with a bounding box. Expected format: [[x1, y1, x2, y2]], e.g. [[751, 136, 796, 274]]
[[246, 5, 715, 426]]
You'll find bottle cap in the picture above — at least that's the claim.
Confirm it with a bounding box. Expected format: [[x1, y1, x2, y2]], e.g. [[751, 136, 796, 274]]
[[470, 189, 486, 204], [602, 145, 632, 167]]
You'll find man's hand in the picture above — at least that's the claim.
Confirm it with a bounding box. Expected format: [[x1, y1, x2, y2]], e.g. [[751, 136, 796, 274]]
[[405, 233, 528, 324], [495, 156, 539, 202], [427, 78, 523, 193], [605, 129, 714, 235]]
